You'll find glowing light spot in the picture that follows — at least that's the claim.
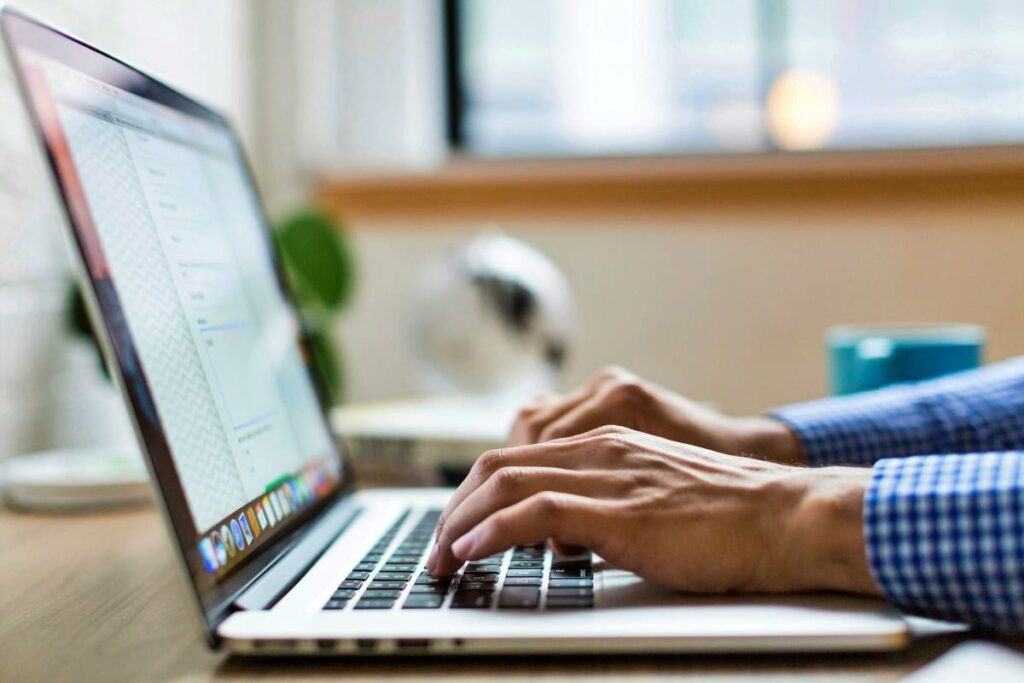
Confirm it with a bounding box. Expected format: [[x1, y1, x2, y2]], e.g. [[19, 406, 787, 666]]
[[767, 68, 840, 151]]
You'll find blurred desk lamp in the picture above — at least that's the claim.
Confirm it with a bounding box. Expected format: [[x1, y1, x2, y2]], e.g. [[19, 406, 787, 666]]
[[334, 232, 576, 485]]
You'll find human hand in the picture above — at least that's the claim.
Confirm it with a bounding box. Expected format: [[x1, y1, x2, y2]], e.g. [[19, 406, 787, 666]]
[[509, 366, 804, 465], [427, 426, 880, 596]]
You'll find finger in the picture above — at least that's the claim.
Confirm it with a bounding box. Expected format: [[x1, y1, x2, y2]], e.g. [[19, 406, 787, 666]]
[[538, 391, 621, 442], [430, 427, 633, 571], [550, 540, 588, 556], [508, 386, 593, 446], [450, 492, 612, 562], [508, 368, 625, 446], [432, 466, 625, 576]]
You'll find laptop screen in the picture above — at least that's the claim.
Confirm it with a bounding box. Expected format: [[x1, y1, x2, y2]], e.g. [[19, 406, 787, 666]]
[[2, 9, 346, 617]]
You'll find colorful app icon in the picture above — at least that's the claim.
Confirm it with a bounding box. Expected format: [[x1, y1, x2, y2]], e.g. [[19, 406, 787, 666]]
[[262, 495, 276, 526], [269, 490, 282, 519], [238, 514, 254, 545], [277, 488, 290, 514], [245, 508, 260, 539], [230, 518, 245, 550], [313, 468, 328, 495], [255, 502, 267, 531], [222, 524, 236, 558], [211, 529, 227, 566], [199, 537, 218, 573]]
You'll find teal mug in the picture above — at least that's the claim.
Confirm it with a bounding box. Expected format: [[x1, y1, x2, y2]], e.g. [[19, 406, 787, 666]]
[[827, 324, 985, 396]]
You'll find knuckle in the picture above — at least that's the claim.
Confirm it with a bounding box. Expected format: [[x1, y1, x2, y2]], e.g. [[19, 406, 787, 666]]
[[598, 430, 630, 448], [539, 424, 568, 441], [596, 424, 630, 437], [576, 424, 628, 441], [529, 491, 564, 518], [595, 365, 628, 383], [476, 448, 509, 475], [514, 405, 540, 422], [610, 379, 649, 404], [491, 466, 524, 494]]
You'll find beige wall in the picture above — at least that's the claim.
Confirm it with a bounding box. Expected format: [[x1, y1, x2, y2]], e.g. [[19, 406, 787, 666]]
[[337, 195, 1024, 415]]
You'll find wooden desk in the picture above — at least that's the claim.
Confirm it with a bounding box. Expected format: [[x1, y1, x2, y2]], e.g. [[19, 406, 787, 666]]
[[0, 504, 1016, 682]]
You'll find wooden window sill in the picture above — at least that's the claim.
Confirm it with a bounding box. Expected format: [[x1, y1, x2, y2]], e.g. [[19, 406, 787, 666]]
[[313, 147, 1024, 224]]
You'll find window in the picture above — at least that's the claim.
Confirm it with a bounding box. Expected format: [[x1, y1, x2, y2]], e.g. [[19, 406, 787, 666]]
[[447, 0, 1024, 158]]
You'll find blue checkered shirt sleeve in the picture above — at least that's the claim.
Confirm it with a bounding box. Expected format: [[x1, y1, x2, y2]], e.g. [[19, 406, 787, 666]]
[[770, 358, 1024, 631], [865, 452, 1024, 631], [771, 357, 1024, 467]]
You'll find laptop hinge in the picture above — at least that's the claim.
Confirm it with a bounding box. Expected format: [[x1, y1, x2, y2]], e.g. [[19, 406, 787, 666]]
[[233, 497, 362, 611]]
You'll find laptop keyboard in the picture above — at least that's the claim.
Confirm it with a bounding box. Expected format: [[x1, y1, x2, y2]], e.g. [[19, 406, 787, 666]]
[[322, 508, 594, 612]]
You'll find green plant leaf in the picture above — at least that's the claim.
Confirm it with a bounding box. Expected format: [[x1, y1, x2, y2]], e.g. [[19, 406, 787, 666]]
[[274, 208, 355, 312]]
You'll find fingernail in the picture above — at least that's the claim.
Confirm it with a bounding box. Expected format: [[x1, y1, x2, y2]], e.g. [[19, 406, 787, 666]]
[[427, 544, 438, 572], [451, 533, 475, 559]]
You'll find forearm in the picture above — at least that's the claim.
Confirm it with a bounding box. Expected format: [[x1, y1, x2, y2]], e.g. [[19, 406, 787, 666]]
[[863, 452, 1024, 632], [770, 357, 1024, 466]]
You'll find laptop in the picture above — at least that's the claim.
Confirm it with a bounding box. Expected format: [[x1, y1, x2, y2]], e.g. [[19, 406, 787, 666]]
[[1, 7, 909, 656]]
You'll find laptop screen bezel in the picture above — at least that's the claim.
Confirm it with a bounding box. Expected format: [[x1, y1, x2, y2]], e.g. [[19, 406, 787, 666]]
[[1, 7, 354, 643]]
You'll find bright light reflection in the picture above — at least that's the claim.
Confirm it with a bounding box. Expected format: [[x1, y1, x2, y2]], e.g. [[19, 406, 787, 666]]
[[767, 67, 841, 151]]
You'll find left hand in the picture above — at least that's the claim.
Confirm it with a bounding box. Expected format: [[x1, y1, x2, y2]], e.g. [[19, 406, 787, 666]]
[[427, 426, 880, 596]]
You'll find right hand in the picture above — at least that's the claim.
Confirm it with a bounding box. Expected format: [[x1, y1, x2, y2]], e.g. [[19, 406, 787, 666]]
[[508, 366, 804, 465]]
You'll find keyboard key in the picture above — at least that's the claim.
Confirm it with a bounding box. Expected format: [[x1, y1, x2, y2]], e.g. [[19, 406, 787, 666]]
[[451, 593, 492, 609], [376, 572, 413, 581], [498, 587, 540, 609], [502, 577, 542, 587], [354, 599, 395, 610], [415, 574, 449, 585], [550, 568, 593, 578], [368, 581, 406, 590], [509, 560, 543, 569], [362, 589, 402, 600], [353, 562, 378, 571], [337, 580, 364, 589], [461, 573, 498, 583], [545, 587, 593, 598], [403, 594, 444, 609], [456, 581, 496, 593], [546, 595, 594, 609], [346, 571, 371, 581], [506, 568, 544, 578], [381, 563, 418, 572], [331, 589, 357, 600], [410, 583, 450, 594], [547, 578, 592, 588], [551, 554, 591, 569], [324, 598, 349, 610]]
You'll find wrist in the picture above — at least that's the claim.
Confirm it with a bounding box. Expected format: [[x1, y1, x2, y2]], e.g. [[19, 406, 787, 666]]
[[781, 467, 881, 595], [731, 416, 805, 465]]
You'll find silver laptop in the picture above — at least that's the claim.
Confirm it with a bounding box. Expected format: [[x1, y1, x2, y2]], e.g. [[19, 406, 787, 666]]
[[2, 7, 909, 656]]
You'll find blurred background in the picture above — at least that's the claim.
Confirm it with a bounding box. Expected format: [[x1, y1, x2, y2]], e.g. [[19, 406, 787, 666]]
[[2, 0, 1023, 463]]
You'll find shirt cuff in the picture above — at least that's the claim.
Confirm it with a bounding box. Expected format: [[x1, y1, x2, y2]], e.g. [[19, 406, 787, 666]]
[[863, 453, 1024, 632], [769, 386, 938, 467]]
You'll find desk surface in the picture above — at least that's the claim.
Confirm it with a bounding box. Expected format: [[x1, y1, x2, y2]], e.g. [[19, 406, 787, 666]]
[[0, 504, 1016, 682]]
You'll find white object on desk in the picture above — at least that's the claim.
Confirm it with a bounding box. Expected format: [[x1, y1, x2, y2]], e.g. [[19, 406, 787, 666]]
[[331, 395, 517, 484], [902, 641, 1024, 682], [0, 447, 150, 511]]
